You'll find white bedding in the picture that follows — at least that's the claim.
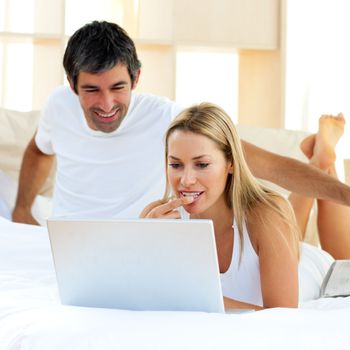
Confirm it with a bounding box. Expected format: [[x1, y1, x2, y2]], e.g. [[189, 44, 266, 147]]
[[1, 217, 350, 350]]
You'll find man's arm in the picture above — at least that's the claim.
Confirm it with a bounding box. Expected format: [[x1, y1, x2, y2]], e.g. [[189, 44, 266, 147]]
[[12, 136, 55, 225], [241, 140, 350, 206]]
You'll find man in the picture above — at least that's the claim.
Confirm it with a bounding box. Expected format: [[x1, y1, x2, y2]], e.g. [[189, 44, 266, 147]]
[[12, 21, 350, 225]]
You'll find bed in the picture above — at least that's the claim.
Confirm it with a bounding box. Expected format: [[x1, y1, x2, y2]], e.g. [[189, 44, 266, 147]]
[[1, 217, 350, 350]]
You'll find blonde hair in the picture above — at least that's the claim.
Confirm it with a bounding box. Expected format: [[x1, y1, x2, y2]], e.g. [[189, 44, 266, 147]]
[[164, 103, 300, 259]]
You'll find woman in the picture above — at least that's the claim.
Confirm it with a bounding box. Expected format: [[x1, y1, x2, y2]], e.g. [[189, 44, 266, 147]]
[[141, 103, 301, 310]]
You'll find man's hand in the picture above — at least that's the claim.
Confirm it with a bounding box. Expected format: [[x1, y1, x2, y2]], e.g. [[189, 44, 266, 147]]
[[140, 197, 193, 219], [12, 206, 39, 226]]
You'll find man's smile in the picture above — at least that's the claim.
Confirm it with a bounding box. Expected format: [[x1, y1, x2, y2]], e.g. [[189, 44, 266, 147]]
[[94, 108, 120, 123]]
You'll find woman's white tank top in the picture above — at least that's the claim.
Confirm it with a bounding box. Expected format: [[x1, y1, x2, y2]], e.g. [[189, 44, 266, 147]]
[[179, 207, 263, 306], [221, 221, 263, 306]]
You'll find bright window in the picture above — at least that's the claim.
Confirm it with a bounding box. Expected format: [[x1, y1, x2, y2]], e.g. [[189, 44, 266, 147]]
[[65, 0, 124, 36], [176, 50, 239, 122], [4, 43, 33, 110], [284, 0, 350, 162], [5, 0, 34, 33]]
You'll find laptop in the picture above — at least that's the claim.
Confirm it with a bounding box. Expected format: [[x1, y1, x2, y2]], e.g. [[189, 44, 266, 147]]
[[47, 218, 225, 313]]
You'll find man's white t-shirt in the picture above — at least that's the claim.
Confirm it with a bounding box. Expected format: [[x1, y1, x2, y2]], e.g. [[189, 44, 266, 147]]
[[35, 86, 182, 219]]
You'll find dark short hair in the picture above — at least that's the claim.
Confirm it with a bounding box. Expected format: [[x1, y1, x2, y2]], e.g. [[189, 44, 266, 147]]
[[63, 21, 141, 92]]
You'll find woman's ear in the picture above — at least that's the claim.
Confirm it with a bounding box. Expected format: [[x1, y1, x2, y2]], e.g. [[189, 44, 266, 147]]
[[228, 162, 234, 174]]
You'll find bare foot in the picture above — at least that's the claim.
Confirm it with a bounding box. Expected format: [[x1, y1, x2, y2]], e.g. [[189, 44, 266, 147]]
[[312, 113, 345, 169], [300, 134, 316, 159]]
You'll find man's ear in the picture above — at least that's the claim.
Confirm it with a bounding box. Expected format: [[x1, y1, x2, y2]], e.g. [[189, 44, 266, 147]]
[[132, 69, 141, 89], [67, 76, 77, 94]]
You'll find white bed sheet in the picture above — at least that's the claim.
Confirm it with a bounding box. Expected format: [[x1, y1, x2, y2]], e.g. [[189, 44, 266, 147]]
[[1, 217, 350, 350]]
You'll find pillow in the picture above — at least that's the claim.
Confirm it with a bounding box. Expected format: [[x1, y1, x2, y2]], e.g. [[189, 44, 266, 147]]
[[0, 108, 55, 197]]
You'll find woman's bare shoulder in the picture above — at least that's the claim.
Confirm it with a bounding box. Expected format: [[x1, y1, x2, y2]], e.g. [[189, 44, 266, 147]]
[[246, 194, 298, 255]]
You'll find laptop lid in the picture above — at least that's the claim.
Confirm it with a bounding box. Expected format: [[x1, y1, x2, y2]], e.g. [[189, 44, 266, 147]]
[[47, 219, 225, 313]]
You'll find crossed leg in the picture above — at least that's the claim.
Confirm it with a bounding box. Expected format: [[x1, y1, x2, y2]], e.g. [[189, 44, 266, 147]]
[[289, 113, 350, 259]]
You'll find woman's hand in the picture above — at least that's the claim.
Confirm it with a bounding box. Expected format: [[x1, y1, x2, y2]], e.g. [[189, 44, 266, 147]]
[[140, 197, 193, 219]]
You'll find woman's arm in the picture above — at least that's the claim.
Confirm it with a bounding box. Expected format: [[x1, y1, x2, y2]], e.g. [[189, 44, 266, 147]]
[[248, 197, 299, 308], [241, 140, 350, 206], [223, 297, 263, 311]]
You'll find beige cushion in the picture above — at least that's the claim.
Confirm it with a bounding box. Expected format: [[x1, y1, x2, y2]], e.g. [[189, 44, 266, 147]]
[[0, 108, 55, 197]]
